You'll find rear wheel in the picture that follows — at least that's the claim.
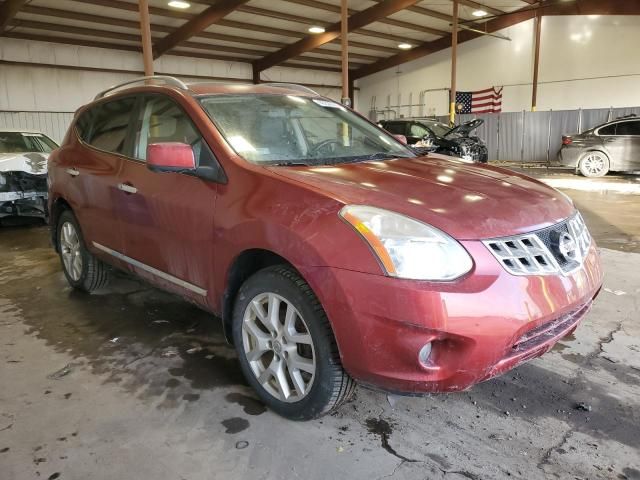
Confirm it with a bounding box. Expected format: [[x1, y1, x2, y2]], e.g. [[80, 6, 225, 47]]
[[232, 265, 355, 420], [579, 151, 609, 177], [57, 209, 110, 292]]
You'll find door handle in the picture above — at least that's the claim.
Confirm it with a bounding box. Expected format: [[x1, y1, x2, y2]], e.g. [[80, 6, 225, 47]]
[[118, 183, 138, 194], [605, 138, 616, 142], [66, 168, 80, 177]]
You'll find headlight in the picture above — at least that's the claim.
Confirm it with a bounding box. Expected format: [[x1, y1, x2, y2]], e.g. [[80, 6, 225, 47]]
[[339, 205, 473, 281]]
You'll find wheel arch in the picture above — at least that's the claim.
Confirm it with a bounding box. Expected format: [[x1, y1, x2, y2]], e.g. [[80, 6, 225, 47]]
[[221, 248, 298, 343], [49, 196, 72, 252], [578, 149, 611, 175]]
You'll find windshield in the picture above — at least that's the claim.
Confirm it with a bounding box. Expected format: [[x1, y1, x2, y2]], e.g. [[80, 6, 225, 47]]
[[423, 121, 451, 138], [0, 132, 58, 154], [199, 94, 414, 165]]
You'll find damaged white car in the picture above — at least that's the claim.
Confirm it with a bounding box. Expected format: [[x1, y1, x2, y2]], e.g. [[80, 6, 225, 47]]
[[0, 130, 57, 222]]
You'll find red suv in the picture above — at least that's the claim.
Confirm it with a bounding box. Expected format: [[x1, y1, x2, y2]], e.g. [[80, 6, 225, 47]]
[[48, 77, 603, 420]]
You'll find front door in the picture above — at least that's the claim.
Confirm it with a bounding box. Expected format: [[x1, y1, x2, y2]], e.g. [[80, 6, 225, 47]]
[[117, 94, 219, 306]]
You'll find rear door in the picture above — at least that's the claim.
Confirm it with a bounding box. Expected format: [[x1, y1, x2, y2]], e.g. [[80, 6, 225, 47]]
[[72, 96, 136, 254], [117, 93, 219, 305], [612, 120, 640, 171]]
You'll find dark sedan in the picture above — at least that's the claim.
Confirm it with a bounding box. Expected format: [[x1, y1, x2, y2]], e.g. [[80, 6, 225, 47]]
[[380, 118, 488, 163], [558, 115, 640, 177]]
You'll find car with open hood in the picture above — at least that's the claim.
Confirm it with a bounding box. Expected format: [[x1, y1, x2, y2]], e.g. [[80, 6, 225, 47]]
[[48, 77, 602, 420], [379, 118, 488, 163], [0, 129, 57, 222]]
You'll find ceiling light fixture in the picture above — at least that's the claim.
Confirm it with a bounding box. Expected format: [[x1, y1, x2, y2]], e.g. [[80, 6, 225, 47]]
[[472, 9, 488, 17], [168, 1, 191, 9], [398, 43, 412, 50], [308, 26, 326, 34]]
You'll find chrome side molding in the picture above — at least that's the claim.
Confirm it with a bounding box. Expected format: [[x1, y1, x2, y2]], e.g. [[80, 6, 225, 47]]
[[92, 242, 207, 296]]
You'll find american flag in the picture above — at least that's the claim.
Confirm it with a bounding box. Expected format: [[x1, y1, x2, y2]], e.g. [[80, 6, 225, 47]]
[[455, 87, 503, 114]]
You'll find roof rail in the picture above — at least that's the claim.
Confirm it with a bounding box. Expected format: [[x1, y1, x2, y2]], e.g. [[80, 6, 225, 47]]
[[94, 75, 189, 100], [260, 83, 319, 96]]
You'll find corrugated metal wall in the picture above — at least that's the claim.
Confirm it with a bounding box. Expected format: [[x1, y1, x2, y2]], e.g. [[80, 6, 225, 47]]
[[0, 111, 74, 144], [378, 106, 640, 162]]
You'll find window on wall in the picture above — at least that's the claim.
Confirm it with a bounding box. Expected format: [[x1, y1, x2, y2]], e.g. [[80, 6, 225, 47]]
[[615, 121, 640, 136], [86, 97, 136, 154]]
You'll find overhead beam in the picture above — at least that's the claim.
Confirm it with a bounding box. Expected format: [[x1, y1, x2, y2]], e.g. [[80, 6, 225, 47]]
[[540, 0, 640, 15], [457, 0, 503, 16], [0, 0, 27, 33], [2, 31, 345, 73], [281, 0, 448, 37], [235, 5, 418, 44], [152, 0, 250, 59], [20, 5, 381, 61], [254, 0, 421, 72], [352, 7, 536, 80], [71, 0, 397, 53]]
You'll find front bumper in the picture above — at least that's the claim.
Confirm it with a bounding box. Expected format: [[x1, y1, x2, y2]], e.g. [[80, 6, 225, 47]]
[[0, 191, 48, 219], [301, 240, 603, 394]]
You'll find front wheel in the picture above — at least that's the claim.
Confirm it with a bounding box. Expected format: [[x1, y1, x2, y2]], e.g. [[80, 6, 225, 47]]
[[579, 151, 609, 177], [232, 265, 355, 420], [57, 209, 110, 292]]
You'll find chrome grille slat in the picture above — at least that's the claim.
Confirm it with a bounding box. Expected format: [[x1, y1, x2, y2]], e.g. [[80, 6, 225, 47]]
[[483, 212, 591, 276]]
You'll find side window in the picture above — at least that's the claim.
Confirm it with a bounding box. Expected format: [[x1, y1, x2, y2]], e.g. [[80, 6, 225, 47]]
[[409, 123, 429, 138], [75, 109, 94, 143], [87, 97, 136, 154], [134, 95, 201, 161], [615, 121, 640, 136], [383, 123, 407, 135], [598, 123, 617, 136]]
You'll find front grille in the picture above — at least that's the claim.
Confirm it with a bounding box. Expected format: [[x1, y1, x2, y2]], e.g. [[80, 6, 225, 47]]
[[483, 212, 592, 276], [511, 302, 591, 353]]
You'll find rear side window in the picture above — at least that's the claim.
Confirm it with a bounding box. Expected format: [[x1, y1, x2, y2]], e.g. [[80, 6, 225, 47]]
[[83, 97, 136, 154], [598, 123, 616, 136], [616, 121, 640, 136], [383, 122, 407, 135], [409, 123, 429, 137]]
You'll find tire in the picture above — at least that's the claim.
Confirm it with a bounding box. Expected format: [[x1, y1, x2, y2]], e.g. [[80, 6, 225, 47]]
[[232, 265, 355, 420], [57, 209, 110, 292], [579, 151, 609, 177]]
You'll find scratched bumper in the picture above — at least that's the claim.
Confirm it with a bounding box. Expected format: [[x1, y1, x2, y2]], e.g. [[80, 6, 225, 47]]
[[300, 240, 603, 394]]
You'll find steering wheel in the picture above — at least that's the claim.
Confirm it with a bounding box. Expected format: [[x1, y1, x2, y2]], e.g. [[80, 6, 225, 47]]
[[310, 139, 342, 157]]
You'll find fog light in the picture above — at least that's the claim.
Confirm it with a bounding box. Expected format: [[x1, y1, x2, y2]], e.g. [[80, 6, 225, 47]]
[[418, 342, 433, 366]]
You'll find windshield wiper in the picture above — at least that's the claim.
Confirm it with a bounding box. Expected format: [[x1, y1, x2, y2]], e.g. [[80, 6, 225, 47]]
[[363, 152, 410, 161], [269, 161, 310, 166]]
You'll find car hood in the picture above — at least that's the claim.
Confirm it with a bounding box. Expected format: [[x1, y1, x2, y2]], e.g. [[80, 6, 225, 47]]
[[445, 119, 483, 138], [267, 155, 574, 240], [0, 152, 48, 175]]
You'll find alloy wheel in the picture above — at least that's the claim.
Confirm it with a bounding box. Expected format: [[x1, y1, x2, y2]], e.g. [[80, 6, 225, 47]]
[[241, 292, 316, 402], [582, 153, 606, 176], [60, 221, 83, 281]]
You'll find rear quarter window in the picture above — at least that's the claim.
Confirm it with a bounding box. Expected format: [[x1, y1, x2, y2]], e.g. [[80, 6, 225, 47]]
[[597, 123, 616, 136], [383, 123, 407, 135]]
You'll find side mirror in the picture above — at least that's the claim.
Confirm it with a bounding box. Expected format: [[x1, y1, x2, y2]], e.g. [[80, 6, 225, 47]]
[[147, 142, 195, 172], [393, 134, 408, 145]]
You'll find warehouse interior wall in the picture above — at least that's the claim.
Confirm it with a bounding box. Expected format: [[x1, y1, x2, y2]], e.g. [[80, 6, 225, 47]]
[[356, 15, 640, 117], [0, 37, 345, 113]]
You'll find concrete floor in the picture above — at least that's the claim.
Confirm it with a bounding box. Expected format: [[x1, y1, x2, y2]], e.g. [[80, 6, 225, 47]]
[[1, 173, 639, 480]]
